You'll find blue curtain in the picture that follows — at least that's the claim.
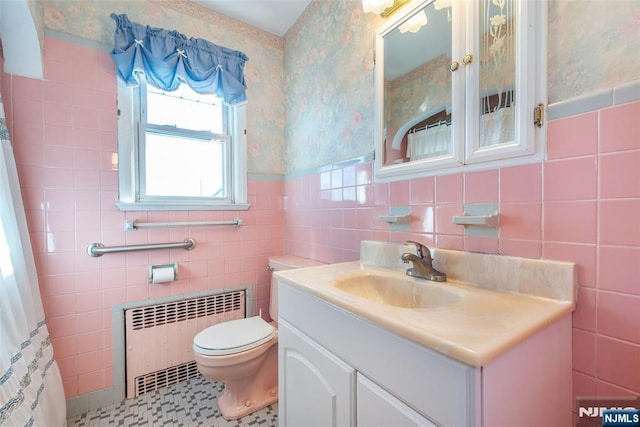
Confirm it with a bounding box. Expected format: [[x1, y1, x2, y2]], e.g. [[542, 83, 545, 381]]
[[110, 13, 249, 105]]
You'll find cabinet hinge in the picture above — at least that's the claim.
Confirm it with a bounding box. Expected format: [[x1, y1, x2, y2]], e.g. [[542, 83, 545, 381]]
[[533, 103, 545, 128]]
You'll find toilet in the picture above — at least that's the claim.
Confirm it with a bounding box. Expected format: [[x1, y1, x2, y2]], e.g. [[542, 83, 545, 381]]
[[193, 255, 323, 420]]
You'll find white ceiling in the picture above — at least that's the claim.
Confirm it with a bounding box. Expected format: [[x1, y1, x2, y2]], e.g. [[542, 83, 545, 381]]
[[193, 0, 440, 82], [192, 0, 313, 37]]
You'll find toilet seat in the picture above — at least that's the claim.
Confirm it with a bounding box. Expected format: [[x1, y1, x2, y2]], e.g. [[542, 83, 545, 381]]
[[193, 316, 275, 356]]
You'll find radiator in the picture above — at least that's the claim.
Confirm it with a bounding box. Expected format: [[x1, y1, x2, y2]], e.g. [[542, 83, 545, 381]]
[[124, 290, 245, 398]]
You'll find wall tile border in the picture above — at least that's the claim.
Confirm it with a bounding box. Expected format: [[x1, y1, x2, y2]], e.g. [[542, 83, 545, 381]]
[[547, 79, 640, 121]]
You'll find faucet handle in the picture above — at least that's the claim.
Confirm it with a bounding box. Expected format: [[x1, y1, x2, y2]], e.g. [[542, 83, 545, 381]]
[[405, 240, 427, 259]]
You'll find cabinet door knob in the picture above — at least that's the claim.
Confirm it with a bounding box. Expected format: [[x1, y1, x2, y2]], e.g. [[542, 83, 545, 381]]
[[450, 61, 459, 72], [463, 54, 473, 65]]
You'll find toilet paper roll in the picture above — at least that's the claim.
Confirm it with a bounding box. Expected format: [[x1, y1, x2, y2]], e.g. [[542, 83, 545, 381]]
[[150, 266, 176, 284]]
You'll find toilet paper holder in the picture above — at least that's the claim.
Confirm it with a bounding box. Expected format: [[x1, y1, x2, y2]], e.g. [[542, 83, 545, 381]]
[[148, 263, 178, 284]]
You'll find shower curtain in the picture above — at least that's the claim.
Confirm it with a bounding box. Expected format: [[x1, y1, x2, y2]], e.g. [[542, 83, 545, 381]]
[[0, 96, 66, 426]]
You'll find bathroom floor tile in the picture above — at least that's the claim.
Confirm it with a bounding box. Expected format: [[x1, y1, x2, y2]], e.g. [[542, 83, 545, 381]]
[[66, 376, 278, 426]]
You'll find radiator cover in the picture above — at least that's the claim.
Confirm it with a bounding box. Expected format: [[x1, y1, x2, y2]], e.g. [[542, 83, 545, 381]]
[[124, 291, 245, 397]]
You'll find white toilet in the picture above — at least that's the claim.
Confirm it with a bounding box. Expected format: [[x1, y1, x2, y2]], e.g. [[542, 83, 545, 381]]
[[192, 255, 323, 420]]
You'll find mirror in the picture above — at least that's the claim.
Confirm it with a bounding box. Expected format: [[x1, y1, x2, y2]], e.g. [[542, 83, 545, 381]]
[[380, 0, 453, 167], [375, 0, 518, 176]]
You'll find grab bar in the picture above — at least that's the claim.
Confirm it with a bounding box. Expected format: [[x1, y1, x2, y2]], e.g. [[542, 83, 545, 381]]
[[124, 218, 242, 231], [87, 238, 196, 257]]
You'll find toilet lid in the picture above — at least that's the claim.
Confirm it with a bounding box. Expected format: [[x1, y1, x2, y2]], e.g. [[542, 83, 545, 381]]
[[193, 316, 275, 356]]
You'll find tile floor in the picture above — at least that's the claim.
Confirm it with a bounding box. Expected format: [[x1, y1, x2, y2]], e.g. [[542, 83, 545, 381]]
[[66, 376, 278, 426]]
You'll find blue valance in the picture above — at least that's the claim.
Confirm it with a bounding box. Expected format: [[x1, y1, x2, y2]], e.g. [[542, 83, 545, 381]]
[[109, 13, 249, 105]]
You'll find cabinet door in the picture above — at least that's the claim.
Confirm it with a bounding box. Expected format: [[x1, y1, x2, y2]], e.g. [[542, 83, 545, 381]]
[[357, 374, 437, 427], [464, 0, 546, 164], [278, 320, 355, 427], [378, 0, 465, 172]]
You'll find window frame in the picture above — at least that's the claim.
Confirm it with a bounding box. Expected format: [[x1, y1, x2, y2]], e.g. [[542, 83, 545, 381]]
[[115, 77, 249, 211]]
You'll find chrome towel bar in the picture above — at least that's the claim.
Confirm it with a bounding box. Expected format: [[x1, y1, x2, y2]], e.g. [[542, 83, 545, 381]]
[[87, 238, 196, 257], [124, 218, 242, 230]]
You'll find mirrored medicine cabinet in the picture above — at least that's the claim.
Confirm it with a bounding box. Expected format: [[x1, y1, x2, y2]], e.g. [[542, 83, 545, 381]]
[[374, 0, 547, 180]]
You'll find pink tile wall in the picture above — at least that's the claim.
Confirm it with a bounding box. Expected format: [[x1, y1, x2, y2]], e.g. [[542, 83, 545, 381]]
[[3, 37, 284, 398], [4, 34, 638, 406], [284, 101, 640, 398]]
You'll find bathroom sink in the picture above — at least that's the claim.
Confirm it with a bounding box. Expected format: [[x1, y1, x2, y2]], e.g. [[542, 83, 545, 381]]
[[333, 272, 462, 309]]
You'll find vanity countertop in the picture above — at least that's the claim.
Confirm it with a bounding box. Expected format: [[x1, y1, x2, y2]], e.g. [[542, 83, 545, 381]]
[[275, 259, 576, 367]]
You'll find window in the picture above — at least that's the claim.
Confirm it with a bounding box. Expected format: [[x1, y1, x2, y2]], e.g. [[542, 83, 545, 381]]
[[116, 77, 248, 211]]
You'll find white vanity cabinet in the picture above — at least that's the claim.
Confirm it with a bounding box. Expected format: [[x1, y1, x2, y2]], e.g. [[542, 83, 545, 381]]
[[278, 280, 572, 427], [278, 281, 477, 427], [278, 318, 355, 427], [357, 374, 437, 427], [278, 318, 439, 427]]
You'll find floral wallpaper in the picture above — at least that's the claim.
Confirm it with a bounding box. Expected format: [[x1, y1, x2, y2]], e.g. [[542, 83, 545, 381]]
[[283, 0, 639, 175], [32, 0, 640, 176], [386, 54, 451, 142], [41, 0, 286, 176], [283, 1, 381, 174], [548, 0, 640, 103]]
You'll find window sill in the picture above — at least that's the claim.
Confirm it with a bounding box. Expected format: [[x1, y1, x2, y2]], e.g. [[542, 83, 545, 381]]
[[116, 201, 251, 212]]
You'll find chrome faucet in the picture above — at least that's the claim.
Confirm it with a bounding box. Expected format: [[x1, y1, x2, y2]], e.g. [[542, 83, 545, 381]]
[[400, 241, 447, 282]]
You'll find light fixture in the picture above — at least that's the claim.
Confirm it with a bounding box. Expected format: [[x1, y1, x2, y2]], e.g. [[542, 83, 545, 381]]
[[362, 0, 394, 15], [399, 9, 427, 33], [362, 0, 411, 17]]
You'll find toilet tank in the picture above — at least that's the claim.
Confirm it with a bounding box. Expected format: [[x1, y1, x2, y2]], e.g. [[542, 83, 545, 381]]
[[268, 256, 323, 321]]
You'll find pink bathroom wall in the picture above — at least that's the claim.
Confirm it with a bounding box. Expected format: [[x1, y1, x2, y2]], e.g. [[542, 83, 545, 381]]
[[3, 33, 638, 409], [2, 37, 284, 398], [283, 101, 640, 401]]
